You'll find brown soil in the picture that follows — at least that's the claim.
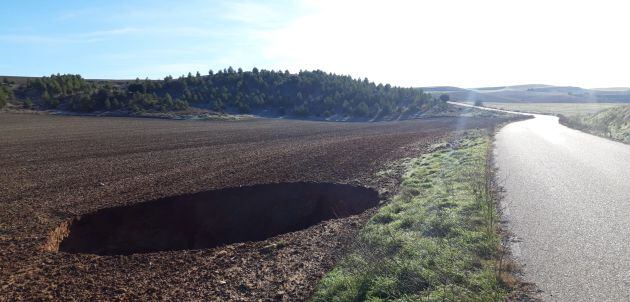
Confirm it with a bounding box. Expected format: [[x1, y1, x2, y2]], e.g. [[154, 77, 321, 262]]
[[0, 113, 508, 301]]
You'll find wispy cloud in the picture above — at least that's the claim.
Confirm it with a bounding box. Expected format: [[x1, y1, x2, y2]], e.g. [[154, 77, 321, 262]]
[[78, 27, 140, 38], [0, 26, 227, 45], [55, 7, 99, 21], [0, 34, 61, 44], [0, 1, 309, 80], [222, 2, 276, 24]]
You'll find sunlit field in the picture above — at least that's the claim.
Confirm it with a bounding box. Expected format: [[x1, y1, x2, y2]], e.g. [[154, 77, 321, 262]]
[[478, 102, 624, 116]]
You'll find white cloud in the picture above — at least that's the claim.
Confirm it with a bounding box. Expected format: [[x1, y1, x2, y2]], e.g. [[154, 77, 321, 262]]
[[7, 0, 630, 87], [0, 27, 141, 44], [0, 26, 226, 46], [261, 0, 630, 88], [55, 7, 99, 21], [222, 2, 276, 24], [78, 27, 141, 39]]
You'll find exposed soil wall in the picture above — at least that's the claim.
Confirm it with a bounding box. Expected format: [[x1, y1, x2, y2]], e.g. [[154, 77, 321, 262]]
[[49, 182, 379, 255]]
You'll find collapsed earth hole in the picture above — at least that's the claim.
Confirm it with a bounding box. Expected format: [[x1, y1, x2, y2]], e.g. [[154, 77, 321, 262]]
[[47, 182, 379, 255]]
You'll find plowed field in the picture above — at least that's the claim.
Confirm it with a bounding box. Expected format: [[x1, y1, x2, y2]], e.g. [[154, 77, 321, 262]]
[[0, 113, 505, 301]]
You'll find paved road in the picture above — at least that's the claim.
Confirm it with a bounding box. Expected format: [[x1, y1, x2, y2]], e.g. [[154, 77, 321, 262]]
[[494, 114, 630, 301]]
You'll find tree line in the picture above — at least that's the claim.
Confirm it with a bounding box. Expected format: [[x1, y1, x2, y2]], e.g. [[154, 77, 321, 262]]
[[10, 68, 447, 118], [0, 78, 14, 108]]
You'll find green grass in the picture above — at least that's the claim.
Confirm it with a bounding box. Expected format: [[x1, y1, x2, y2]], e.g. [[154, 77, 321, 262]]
[[311, 133, 508, 301], [478, 102, 625, 116], [560, 105, 630, 144]]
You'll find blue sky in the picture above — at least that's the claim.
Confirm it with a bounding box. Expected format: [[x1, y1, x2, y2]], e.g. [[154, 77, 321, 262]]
[[2, 0, 630, 87], [0, 0, 305, 79]]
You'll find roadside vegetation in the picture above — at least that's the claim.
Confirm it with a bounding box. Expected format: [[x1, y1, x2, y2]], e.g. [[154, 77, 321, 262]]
[[312, 133, 513, 301], [559, 105, 630, 144], [4, 69, 447, 118]]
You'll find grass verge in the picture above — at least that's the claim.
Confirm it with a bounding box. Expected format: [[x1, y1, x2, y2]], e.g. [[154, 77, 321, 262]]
[[559, 105, 630, 144], [311, 132, 513, 301]]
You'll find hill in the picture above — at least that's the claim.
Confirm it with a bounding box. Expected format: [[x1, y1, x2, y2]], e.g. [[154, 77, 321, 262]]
[[0, 69, 446, 120], [559, 105, 630, 144]]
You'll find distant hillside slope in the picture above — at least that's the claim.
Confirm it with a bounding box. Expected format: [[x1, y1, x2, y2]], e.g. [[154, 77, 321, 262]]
[[560, 105, 630, 144], [426, 85, 630, 103], [0, 69, 447, 120]]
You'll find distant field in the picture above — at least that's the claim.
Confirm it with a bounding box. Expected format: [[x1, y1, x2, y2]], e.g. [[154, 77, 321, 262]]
[[477, 102, 625, 116]]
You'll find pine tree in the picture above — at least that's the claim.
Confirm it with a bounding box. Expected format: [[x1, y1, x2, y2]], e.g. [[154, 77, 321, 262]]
[[0, 89, 7, 108], [104, 98, 112, 110], [10, 69, 438, 117], [41, 90, 51, 101], [24, 98, 33, 109], [164, 93, 174, 108]]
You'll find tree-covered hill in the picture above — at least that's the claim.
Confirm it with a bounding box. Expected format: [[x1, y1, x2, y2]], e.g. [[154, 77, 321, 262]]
[[4, 68, 446, 119]]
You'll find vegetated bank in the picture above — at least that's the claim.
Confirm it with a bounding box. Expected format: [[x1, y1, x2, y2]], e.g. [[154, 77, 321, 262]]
[[0, 69, 448, 120], [312, 131, 516, 301], [559, 105, 630, 144]]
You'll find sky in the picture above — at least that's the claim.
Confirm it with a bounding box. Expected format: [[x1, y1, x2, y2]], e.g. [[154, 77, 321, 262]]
[[1, 0, 630, 88]]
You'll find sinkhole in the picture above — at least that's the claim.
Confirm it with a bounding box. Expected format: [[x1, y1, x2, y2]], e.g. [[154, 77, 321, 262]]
[[46, 182, 379, 255]]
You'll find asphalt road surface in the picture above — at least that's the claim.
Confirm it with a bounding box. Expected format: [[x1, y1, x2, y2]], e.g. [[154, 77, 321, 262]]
[[495, 114, 630, 301]]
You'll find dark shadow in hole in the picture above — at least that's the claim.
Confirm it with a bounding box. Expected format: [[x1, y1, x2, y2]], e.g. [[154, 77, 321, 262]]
[[52, 182, 379, 255]]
